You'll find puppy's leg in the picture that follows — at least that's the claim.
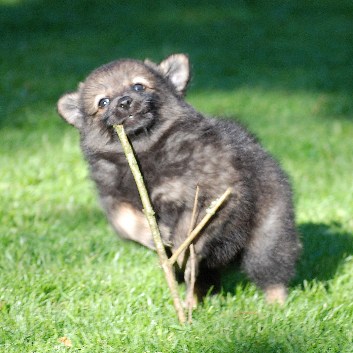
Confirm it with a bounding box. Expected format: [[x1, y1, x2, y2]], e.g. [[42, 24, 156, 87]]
[[108, 202, 155, 249], [194, 266, 221, 301], [184, 245, 198, 310], [242, 252, 291, 304], [264, 285, 288, 305], [241, 205, 300, 304]]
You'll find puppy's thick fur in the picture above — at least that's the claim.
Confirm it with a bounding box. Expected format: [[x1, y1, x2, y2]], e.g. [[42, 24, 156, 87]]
[[58, 54, 301, 304]]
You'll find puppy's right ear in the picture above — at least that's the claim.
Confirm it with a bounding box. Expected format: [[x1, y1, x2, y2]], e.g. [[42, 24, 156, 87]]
[[158, 54, 190, 95], [57, 92, 83, 129]]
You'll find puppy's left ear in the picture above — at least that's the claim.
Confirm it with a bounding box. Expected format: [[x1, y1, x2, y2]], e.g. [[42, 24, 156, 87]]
[[159, 54, 190, 95]]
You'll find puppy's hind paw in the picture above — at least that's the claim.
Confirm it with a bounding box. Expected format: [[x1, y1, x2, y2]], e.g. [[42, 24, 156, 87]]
[[265, 285, 287, 305]]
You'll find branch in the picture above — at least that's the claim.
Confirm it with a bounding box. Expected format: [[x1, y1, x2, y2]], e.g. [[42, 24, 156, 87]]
[[186, 186, 199, 323], [169, 187, 233, 266], [113, 125, 186, 324], [188, 185, 200, 236], [187, 243, 196, 324]]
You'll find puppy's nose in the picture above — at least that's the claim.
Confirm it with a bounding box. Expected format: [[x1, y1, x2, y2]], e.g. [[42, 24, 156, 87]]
[[118, 96, 132, 110]]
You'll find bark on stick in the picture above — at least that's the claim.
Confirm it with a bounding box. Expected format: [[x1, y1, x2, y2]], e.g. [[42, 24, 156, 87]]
[[113, 125, 186, 324]]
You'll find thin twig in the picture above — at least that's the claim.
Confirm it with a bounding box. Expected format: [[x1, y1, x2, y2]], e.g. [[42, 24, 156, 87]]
[[188, 185, 200, 235], [114, 125, 186, 324], [169, 187, 233, 266], [187, 243, 196, 324], [186, 186, 199, 323]]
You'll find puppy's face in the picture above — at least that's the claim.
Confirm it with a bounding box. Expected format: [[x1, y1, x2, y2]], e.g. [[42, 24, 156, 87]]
[[57, 54, 190, 136], [82, 60, 161, 134]]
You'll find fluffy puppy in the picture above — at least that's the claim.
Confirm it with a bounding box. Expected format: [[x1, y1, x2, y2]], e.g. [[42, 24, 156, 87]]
[[58, 54, 301, 304]]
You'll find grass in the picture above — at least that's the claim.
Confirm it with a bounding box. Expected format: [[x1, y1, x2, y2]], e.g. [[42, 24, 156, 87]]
[[1, 0, 353, 352]]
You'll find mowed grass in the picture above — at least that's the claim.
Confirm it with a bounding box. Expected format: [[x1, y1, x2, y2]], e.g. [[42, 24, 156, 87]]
[[1, 1, 353, 352]]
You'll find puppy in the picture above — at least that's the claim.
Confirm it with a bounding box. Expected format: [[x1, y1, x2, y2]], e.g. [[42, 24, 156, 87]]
[[57, 54, 301, 304]]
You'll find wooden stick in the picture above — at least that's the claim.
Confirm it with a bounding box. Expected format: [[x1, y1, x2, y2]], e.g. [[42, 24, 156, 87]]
[[113, 125, 186, 324], [169, 187, 232, 266], [187, 243, 196, 324], [186, 186, 199, 323], [188, 185, 200, 236]]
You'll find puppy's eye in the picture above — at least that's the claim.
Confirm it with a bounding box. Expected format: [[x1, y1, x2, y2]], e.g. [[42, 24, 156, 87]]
[[98, 98, 110, 108], [132, 83, 145, 92]]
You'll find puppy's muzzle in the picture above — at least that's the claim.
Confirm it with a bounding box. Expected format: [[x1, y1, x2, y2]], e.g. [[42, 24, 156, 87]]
[[104, 96, 134, 126], [118, 96, 132, 110]]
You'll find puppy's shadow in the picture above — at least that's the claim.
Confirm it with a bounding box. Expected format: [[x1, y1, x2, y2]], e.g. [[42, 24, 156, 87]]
[[295, 222, 353, 284], [221, 222, 353, 294]]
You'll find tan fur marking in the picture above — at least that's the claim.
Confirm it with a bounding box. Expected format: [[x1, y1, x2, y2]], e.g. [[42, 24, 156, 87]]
[[265, 285, 287, 305], [132, 76, 153, 88], [111, 203, 171, 250], [111, 203, 155, 249]]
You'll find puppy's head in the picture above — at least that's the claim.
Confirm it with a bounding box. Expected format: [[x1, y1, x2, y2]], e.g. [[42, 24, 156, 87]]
[[57, 54, 190, 136]]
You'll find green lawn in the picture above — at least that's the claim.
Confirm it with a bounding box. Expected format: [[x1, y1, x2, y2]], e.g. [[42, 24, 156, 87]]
[[1, 1, 353, 352]]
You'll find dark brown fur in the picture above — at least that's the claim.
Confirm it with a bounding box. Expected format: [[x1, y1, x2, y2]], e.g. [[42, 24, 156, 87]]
[[57, 54, 301, 303]]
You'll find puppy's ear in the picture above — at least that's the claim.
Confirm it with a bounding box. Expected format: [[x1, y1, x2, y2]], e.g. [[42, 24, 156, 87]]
[[144, 58, 158, 69], [158, 54, 190, 95], [57, 92, 83, 129]]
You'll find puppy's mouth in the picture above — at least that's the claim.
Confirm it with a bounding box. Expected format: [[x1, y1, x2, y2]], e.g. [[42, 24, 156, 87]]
[[101, 94, 157, 135], [104, 109, 155, 135], [104, 108, 151, 124]]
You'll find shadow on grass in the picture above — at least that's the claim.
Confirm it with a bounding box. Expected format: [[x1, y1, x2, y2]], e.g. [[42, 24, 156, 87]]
[[295, 222, 353, 284], [221, 221, 353, 294]]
